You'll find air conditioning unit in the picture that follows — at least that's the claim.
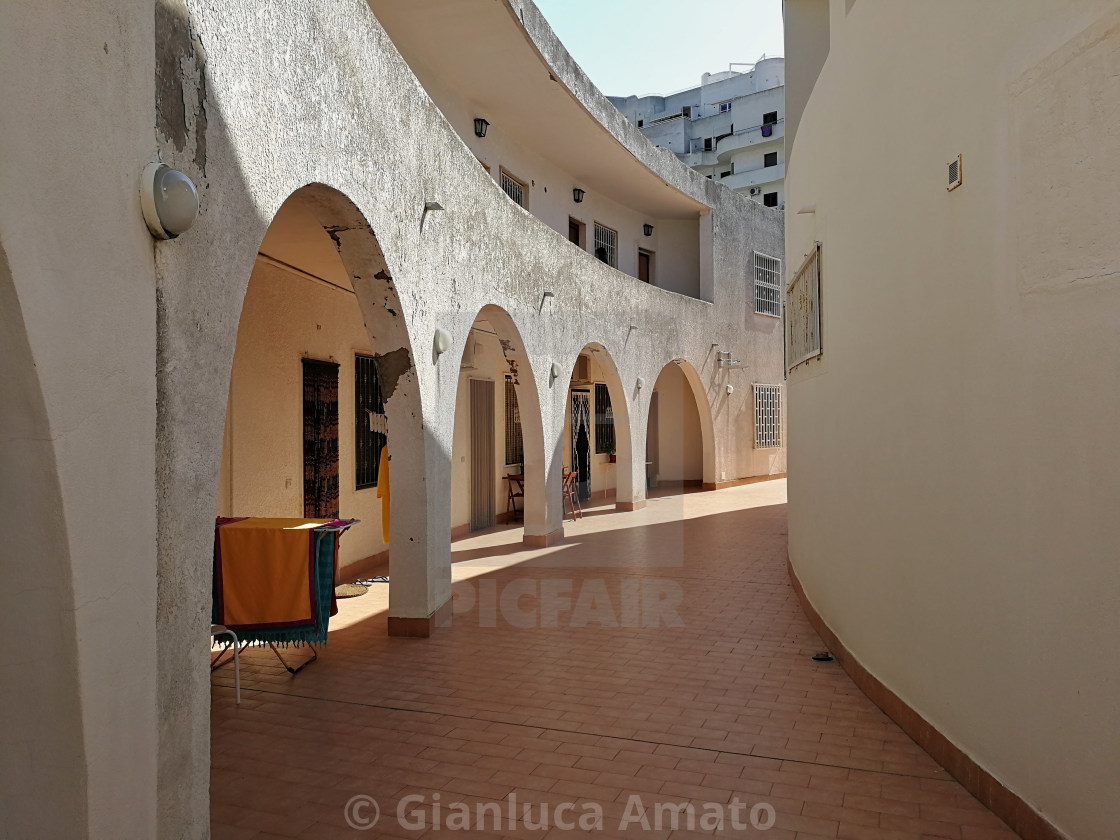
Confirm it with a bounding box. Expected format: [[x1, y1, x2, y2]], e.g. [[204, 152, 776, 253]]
[[749, 187, 760, 195]]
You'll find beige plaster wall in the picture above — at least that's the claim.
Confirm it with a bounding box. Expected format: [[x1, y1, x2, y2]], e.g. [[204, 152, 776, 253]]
[[650, 364, 703, 484], [0, 1, 158, 836], [217, 261, 385, 567], [784, 2, 1120, 837]]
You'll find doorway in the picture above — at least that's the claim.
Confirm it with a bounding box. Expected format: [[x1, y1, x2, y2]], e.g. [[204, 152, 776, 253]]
[[470, 378, 495, 531], [570, 389, 591, 502]]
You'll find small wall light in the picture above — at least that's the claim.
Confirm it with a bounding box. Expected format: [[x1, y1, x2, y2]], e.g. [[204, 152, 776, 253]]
[[636, 376, 646, 390], [473, 118, 490, 138], [572, 188, 585, 203], [140, 162, 199, 239], [643, 223, 654, 237], [549, 361, 563, 386], [725, 384, 734, 395], [433, 328, 452, 357]]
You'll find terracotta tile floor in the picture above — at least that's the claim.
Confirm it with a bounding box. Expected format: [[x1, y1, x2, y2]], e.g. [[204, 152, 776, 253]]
[[211, 480, 1019, 839]]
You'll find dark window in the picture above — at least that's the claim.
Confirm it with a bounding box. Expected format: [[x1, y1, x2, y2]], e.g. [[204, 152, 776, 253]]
[[764, 152, 778, 168], [568, 217, 582, 246], [594, 383, 615, 454], [703, 137, 713, 151], [637, 118, 644, 127], [721, 170, 732, 178], [355, 354, 385, 490], [303, 358, 340, 518], [504, 378, 523, 466], [763, 110, 778, 125], [763, 192, 779, 207], [719, 102, 732, 113], [638, 250, 652, 284]]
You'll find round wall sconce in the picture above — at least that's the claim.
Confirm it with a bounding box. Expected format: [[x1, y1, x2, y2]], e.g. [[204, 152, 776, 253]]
[[643, 224, 654, 237], [572, 188, 585, 203], [473, 118, 489, 138], [636, 376, 646, 391], [549, 361, 563, 386], [140, 162, 199, 239], [433, 328, 452, 356]]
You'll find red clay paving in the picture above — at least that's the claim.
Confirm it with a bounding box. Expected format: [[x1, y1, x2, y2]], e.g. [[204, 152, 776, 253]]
[[211, 481, 1020, 839]]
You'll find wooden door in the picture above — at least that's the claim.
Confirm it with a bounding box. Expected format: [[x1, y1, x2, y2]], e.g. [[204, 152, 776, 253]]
[[470, 379, 495, 531]]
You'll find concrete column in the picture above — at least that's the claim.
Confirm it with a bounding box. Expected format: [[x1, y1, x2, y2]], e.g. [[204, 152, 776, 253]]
[[385, 370, 453, 635]]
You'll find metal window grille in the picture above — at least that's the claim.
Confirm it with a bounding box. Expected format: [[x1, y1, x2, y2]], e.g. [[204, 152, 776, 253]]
[[500, 169, 525, 208], [593, 222, 617, 267], [594, 383, 615, 454], [754, 384, 782, 449], [787, 243, 822, 370], [504, 378, 523, 466], [355, 354, 386, 489], [754, 252, 782, 317]]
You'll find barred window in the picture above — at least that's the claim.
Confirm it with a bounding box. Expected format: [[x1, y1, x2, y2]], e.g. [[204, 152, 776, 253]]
[[754, 252, 782, 317], [594, 383, 615, 454], [593, 222, 617, 268], [500, 168, 526, 208], [504, 378, 523, 466], [355, 354, 386, 489], [754, 384, 782, 449]]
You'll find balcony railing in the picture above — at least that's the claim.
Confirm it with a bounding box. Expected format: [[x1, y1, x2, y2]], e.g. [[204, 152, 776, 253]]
[[720, 164, 784, 192], [716, 119, 784, 163]]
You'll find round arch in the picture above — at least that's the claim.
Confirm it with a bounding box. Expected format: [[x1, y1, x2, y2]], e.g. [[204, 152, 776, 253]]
[[646, 358, 717, 490], [563, 342, 637, 510], [156, 181, 432, 829], [449, 304, 548, 539]]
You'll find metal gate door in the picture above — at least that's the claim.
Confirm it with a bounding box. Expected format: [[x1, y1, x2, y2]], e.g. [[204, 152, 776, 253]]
[[470, 379, 495, 531], [570, 390, 591, 502]]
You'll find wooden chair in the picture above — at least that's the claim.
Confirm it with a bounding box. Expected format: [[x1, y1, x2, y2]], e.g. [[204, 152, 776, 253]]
[[562, 470, 583, 521], [505, 470, 524, 519]]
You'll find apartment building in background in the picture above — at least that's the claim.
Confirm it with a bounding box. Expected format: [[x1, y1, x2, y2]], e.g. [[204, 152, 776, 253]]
[[610, 56, 785, 207]]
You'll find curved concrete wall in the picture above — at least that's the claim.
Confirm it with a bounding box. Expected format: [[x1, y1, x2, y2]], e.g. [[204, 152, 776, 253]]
[[784, 2, 1120, 838]]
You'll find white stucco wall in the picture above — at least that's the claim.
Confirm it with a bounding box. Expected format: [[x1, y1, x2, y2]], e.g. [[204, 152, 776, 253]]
[[784, 2, 1120, 838]]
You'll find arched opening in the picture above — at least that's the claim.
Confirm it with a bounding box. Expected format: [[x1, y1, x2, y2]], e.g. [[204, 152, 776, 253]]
[[560, 343, 635, 513], [645, 359, 716, 494], [449, 306, 545, 539], [210, 183, 429, 656]]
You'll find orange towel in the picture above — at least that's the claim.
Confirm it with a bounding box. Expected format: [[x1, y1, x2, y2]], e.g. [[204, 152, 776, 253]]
[[376, 446, 390, 543], [217, 518, 328, 627]]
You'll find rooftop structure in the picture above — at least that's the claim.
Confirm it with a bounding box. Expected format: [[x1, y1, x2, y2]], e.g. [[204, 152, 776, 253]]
[[610, 57, 786, 207]]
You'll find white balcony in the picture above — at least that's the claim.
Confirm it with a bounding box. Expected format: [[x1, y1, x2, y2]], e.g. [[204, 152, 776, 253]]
[[716, 120, 784, 164], [720, 164, 784, 193]]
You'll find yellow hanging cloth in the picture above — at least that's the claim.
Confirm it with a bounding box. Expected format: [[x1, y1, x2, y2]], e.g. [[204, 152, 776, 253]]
[[376, 445, 390, 543]]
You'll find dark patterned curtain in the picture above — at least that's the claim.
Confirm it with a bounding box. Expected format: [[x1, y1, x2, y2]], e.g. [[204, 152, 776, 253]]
[[302, 358, 340, 518]]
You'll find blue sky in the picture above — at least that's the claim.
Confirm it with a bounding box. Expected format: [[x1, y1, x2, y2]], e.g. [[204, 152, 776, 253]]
[[533, 0, 785, 97]]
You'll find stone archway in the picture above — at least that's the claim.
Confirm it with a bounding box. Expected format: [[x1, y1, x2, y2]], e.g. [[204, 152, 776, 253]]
[[448, 305, 548, 541], [646, 358, 717, 492], [561, 343, 638, 511], [155, 182, 433, 833]]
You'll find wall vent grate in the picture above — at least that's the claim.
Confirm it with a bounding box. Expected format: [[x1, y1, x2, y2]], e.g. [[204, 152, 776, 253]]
[[948, 154, 962, 191]]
